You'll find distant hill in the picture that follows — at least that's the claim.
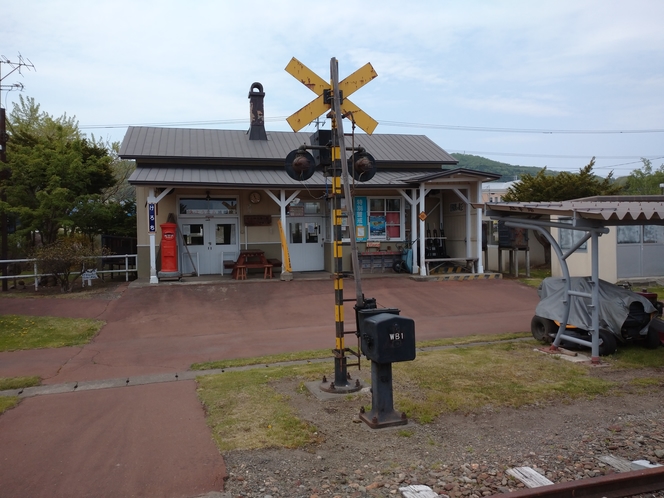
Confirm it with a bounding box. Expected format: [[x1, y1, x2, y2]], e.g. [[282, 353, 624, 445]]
[[452, 153, 549, 182]]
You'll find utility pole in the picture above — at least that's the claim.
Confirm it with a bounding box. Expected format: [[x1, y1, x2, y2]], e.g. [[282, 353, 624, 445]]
[[0, 54, 34, 291], [0, 107, 8, 291]]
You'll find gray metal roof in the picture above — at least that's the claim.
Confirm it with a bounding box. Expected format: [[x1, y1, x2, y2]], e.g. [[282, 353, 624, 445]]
[[485, 197, 664, 224], [128, 167, 490, 189], [120, 126, 458, 165], [407, 168, 501, 183]]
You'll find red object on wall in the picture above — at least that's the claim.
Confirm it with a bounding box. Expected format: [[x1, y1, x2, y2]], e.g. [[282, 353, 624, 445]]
[[160, 223, 178, 273]]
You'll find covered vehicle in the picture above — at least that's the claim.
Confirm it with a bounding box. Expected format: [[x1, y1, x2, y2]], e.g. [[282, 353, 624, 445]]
[[531, 277, 661, 356]]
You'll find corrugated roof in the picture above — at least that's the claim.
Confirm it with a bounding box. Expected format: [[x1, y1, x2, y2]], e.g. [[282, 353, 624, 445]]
[[486, 198, 664, 224], [128, 167, 472, 189], [120, 126, 458, 165], [407, 168, 501, 183]]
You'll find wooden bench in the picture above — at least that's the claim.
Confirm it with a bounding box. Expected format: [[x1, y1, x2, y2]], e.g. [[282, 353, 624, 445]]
[[241, 262, 273, 279], [267, 258, 282, 269], [425, 258, 478, 275]]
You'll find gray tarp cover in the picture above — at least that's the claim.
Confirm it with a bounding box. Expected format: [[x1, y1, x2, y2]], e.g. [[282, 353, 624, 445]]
[[536, 277, 656, 337]]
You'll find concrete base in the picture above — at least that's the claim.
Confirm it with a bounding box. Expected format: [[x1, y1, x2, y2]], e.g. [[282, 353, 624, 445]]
[[304, 380, 367, 401], [358, 406, 408, 429], [318, 377, 363, 394], [413, 272, 502, 282], [157, 271, 181, 281], [280, 271, 294, 281]]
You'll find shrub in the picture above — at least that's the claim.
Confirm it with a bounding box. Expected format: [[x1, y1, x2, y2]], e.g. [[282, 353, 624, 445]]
[[34, 236, 107, 292]]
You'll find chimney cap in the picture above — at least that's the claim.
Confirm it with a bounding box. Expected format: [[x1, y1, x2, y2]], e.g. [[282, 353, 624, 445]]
[[249, 82, 265, 97]]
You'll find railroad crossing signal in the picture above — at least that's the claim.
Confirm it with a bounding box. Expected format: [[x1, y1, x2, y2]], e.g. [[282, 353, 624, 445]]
[[285, 57, 378, 134]]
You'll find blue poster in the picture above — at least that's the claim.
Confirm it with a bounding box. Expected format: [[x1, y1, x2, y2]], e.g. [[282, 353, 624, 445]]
[[369, 215, 386, 239], [354, 197, 367, 241]]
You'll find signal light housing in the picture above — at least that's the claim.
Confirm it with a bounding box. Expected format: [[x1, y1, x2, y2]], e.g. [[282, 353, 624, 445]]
[[348, 148, 376, 182], [285, 147, 317, 181]]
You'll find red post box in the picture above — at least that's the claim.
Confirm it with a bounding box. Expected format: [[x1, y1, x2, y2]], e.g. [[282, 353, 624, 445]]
[[160, 223, 178, 274]]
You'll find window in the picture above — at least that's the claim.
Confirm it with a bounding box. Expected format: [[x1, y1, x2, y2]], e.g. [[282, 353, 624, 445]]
[[486, 220, 499, 245], [182, 224, 204, 245], [303, 202, 322, 215], [290, 222, 303, 244], [215, 223, 236, 245], [618, 225, 664, 244], [644, 225, 664, 244], [559, 218, 587, 251], [369, 197, 402, 240], [617, 226, 641, 244], [179, 197, 237, 215], [335, 196, 404, 242]]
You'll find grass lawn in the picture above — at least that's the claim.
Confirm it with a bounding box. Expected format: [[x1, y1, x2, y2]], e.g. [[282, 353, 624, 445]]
[[196, 337, 664, 453], [0, 377, 41, 415], [516, 267, 551, 289], [0, 376, 41, 391], [0, 396, 19, 415], [0, 315, 104, 352], [0, 314, 102, 416]]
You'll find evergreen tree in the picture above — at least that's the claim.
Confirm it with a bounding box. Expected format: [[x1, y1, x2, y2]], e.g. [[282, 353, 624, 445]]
[[502, 158, 622, 202]]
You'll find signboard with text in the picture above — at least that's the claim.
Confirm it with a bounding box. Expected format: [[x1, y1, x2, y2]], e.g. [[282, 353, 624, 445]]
[[354, 197, 367, 241], [148, 203, 156, 232]]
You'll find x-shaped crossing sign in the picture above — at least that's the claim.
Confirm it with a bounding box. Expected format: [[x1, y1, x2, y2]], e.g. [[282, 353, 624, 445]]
[[285, 57, 378, 135]]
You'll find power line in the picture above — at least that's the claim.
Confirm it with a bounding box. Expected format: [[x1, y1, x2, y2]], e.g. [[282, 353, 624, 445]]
[[592, 157, 664, 170], [81, 116, 288, 130], [447, 150, 664, 161], [377, 121, 664, 134], [80, 117, 664, 135], [78, 118, 663, 170]]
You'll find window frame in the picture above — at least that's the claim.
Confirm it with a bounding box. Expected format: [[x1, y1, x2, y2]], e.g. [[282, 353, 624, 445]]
[[367, 196, 403, 241], [559, 217, 587, 252]]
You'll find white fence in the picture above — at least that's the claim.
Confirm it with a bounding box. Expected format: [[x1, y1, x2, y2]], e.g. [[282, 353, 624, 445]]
[[0, 254, 137, 291]]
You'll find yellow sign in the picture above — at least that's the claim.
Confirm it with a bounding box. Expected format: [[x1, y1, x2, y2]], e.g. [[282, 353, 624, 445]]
[[285, 57, 378, 134], [418, 211, 427, 221]]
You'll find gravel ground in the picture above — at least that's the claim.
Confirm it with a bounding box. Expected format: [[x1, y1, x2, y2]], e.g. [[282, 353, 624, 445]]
[[220, 365, 664, 498]]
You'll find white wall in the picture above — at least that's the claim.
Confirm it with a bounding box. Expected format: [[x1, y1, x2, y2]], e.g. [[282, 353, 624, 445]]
[[550, 223, 618, 283]]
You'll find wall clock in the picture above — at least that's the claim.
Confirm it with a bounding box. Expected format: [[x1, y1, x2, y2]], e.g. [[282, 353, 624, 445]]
[[249, 191, 261, 204]]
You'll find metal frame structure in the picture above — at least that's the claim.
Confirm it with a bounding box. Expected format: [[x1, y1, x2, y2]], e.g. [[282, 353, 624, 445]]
[[485, 197, 664, 363]]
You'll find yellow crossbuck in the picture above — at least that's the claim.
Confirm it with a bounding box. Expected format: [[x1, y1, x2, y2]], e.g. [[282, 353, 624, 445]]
[[285, 57, 378, 135]]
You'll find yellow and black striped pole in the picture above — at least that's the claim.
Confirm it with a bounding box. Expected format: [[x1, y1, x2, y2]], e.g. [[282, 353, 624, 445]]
[[331, 139, 349, 388], [328, 58, 365, 391], [284, 57, 372, 393]]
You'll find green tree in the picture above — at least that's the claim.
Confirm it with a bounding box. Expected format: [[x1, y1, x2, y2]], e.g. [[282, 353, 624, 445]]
[[502, 158, 622, 202], [501, 158, 622, 266], [103, 142, 136, 205], [5, 96, 117, 246], [623, 158, 664, 195]]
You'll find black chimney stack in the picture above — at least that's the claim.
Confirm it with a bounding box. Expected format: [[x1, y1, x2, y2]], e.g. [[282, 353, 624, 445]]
[[248, 82, 268, 141]]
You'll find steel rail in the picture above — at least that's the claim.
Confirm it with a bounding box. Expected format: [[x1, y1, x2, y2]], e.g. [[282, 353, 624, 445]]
[[488, 466, 664, 498]]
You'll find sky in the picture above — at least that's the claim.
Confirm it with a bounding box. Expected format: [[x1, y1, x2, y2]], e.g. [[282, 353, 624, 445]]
[[3, 0, 664, 177]]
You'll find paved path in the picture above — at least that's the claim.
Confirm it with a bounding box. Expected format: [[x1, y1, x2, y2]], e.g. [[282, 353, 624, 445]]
[[0, 276, 540, 497]]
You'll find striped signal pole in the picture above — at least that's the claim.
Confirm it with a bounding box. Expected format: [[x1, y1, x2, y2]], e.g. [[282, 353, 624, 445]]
[[285, 57, 378, 393]]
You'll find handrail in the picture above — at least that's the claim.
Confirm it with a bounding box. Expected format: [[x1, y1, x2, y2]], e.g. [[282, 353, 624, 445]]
[[0, 254, 138, 290]]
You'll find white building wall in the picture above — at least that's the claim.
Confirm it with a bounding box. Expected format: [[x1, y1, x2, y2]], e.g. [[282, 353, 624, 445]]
[[550, 223, 618, 283]]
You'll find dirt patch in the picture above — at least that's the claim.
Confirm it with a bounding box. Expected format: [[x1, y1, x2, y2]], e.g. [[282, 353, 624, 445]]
[[223, 365, 664, 497]]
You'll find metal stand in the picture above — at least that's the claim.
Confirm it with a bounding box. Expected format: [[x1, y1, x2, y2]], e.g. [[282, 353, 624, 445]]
[[359, 361, 408, 429]]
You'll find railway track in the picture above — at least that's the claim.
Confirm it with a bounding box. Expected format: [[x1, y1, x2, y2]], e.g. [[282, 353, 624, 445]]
[[489, 465, 664, 498]]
